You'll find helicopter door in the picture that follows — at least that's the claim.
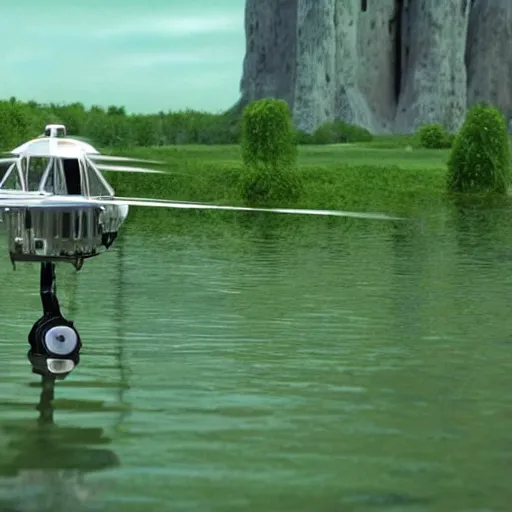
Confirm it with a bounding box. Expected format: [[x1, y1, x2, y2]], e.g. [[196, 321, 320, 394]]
[[61, 158, 82, 195]]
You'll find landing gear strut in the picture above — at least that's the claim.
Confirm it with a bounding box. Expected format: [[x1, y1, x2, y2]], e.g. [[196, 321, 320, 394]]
[[27, 262, 82, 379]]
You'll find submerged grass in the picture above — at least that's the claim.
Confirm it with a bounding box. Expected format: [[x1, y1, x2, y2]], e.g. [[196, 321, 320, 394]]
[[104, 139, 451, 223]]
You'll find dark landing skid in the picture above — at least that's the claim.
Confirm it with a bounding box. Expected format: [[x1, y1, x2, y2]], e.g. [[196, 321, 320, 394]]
[[27, 262, 82, 379]]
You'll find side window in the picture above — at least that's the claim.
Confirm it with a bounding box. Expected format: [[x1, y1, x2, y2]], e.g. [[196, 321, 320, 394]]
[[0, 164, 8, 184], [86, 161, 110, 196], [0, 166, 22, 190]]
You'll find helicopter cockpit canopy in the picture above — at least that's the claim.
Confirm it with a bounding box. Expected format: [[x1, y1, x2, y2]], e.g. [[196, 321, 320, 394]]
[[0, 137, 114, 197]]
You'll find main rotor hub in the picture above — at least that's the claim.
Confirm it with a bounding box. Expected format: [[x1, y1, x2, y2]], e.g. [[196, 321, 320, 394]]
[[43, 124, 67, 137]]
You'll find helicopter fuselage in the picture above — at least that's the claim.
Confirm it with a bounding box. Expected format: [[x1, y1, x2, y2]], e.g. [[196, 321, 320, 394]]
[[0, 195, 128, 269], [0, 132, 129, 269]]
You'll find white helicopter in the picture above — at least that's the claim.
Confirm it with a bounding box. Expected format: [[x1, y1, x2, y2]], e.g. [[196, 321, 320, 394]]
[[0, 124, 402, 377], [0, 123, 401, 271]]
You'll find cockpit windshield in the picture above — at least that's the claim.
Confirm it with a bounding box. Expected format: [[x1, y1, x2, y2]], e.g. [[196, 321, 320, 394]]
[[0, 153, 113, 196]]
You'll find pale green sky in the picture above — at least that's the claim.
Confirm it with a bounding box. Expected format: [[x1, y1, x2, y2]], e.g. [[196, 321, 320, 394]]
[[1, 0, 245, 114]]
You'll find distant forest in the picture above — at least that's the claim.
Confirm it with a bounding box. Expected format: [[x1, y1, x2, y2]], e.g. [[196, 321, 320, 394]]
[[0, 96, 377, 151], [0, 97, 241, 151]]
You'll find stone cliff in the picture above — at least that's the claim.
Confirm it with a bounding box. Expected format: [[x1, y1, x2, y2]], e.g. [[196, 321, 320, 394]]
[[238, 0, 512, 134]]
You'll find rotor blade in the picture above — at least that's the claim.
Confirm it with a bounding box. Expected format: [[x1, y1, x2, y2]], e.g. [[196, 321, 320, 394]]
[[0, 197, 102, 210], [88, 154, 163, 165], [114, 196, 207, 205], [0, 196, 200, 209], [104, 197, 404, 221], [95, 164, 165, 174], [0, 196, 405, 220]]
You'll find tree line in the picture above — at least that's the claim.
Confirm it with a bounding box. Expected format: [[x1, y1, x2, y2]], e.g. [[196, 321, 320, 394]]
[[0, 96, 243, 151], [0, 96, 378, 152]]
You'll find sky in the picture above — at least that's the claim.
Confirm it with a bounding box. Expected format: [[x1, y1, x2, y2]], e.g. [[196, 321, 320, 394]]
[[0, 0, 245, 114]]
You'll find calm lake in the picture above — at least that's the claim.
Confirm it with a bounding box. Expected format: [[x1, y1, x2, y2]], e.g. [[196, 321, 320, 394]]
[[0, 202, 511, 511]]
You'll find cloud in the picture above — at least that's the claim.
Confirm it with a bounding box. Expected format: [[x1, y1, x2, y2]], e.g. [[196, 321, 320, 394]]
[[109, 48, 239, 69], [4, 9, 243, 42], [96, 13, 243, 38]]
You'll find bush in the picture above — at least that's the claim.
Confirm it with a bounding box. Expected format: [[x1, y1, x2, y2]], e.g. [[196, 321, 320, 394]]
[[310, 120, 373, 145], [240, 98, 302, 205], [241, 98, 297, 169], [447, 104, 511, 194], [332, 120, 373, 143], [417, 123, 452, 149], [294, 130, 314, 144], [311, 123, 336, 144]]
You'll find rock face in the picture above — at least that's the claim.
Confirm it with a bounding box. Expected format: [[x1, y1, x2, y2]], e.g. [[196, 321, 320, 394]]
[[356, 0, 397, 132], [293, 0, 336, 133], [240, 0, 298, 111], [238, 0, 512, 134], [466, 0, 512, 122], [395, 0, 470, 133]]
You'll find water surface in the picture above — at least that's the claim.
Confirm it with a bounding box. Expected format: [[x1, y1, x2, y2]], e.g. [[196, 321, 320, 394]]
[[0, 205, 511, 511]]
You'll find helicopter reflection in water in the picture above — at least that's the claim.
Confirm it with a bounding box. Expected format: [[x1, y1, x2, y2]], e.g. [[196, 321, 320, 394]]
[[0, 364, 121, 511], [0, 240, 129, 511]]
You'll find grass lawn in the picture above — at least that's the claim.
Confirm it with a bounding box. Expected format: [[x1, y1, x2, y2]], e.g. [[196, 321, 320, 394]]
[[102, 139, 454, 221], [296, 144, 449, 170], [98, 138, 466, 230], [102, 139, 512, 233], [108, 140, 450, 172]]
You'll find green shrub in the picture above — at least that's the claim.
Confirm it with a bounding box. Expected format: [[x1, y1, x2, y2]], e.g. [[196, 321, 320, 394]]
[[332, 120, 373, 143], [447, 104, 511, 194], [294, 129, 314, 145], [417, 123, 452, 149], [310, 120, 373, 145], [240, 98, 302, 205], [311, 123, 336, 144], [241, 98, 297, 169]]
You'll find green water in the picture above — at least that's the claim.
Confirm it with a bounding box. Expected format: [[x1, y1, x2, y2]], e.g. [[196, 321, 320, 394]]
[[0, 203, 512, 511]]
